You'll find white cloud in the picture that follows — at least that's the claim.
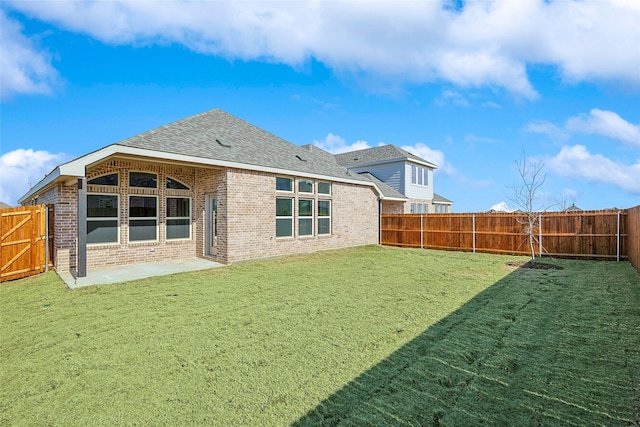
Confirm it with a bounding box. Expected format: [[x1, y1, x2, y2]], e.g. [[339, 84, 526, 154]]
[[312, 133, 372, 154], [490, 201, 513, 212], [4, 0, 638, 99], [525, 121, 569, 141], [400, 143, 456, 176], [565, 109, 640, 146], [434, 89, 470, 107], [0, 11, 59, 100], [548, 145, 640, 194], [0, 149, 67, 206], [313, 134, 455, 175]]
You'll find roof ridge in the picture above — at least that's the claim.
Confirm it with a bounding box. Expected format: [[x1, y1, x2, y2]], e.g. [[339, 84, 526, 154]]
[[116, 108, 223, 145]]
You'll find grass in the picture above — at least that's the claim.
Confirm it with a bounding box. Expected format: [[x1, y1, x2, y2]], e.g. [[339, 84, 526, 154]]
[[1, 246, 639, 426]]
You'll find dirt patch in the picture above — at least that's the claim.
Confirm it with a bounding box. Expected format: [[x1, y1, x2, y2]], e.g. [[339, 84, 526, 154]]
[[506, 261, 564, 270]]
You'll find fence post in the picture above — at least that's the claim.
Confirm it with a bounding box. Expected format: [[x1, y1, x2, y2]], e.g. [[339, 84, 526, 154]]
[[420, 215, 424, 249], [539, 213, 543, 258], [45, 205, 49, 272], [472, 214, 476, 253], [617, 210, 621, 262]]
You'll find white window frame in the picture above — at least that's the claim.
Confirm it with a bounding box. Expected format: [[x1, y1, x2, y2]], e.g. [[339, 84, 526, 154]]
[[276, 197, 293, 238], [276, 177, 293, 192], [317, 199, 331, 235], [166, 197, 192, 240], [129, 195, 159, 242], [298, 198, 314, 237], [87, 193, 120, 245], [318, 182, 331, 195], [298, 179, 314, 194]]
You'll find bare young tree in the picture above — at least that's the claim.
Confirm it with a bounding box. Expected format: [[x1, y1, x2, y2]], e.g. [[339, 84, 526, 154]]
[[507, 153, 546, 263]]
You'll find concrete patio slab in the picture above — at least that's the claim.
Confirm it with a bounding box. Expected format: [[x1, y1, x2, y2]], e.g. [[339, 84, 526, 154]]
[[58, 258, 224, 289]]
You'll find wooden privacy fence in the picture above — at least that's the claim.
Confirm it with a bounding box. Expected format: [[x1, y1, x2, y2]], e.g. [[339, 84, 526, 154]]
[[627, 205, 640, 272], [381, 210, 630, 261], [1, 205, 53, 282]]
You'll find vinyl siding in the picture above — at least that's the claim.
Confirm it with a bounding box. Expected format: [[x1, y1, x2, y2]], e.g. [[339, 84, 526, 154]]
[[404, 163, 434, 200], [347, 162, 404, 193]]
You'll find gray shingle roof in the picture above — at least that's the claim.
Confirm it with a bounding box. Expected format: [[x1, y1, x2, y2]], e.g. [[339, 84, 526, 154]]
[[115, 109, 365, 182], [433, 193, 453, 204], [334, 145, 438, 168], [358, 173, 407, 200]]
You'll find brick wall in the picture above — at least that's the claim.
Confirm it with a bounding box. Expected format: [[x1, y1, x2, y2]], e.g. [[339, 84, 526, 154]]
[[382, 200, 405, 214], [34, 159, 381, 272], [223, 169, 379, 263]]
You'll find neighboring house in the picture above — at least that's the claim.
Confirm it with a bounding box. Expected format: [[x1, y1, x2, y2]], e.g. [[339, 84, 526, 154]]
[[18, 109, 405, 276], [334, 145, 452, 214], [0, 201, 12, 209], [563, 203, 582, 212]]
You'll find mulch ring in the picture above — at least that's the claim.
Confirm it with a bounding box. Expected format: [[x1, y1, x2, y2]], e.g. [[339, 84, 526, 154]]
[[506, 261, 564, 270]]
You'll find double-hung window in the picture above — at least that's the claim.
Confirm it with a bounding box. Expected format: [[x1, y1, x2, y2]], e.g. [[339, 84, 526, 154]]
[[87, 194, 119, 244], [166, 197, 191, 240], [318, 200, 331, 235], [298, 199, 313, 236], [276, 198, 293, 237], [129, 196, 158, 241]]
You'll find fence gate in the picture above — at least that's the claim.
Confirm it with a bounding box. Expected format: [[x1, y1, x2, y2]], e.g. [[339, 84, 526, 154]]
[[0, 205, 50, 282]]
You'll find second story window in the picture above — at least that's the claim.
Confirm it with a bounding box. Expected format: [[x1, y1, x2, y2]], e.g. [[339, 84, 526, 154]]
[[411, 165, 428, 187]]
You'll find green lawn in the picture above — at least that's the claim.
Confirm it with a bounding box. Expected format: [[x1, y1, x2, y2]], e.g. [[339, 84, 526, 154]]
[[1, 246, 638, 426]]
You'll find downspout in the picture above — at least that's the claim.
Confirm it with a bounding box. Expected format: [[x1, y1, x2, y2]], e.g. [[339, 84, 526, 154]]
[[378, 199, 382, 245], [77, 177, 87, 278]]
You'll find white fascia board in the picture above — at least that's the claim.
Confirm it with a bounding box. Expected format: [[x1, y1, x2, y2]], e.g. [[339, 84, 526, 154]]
[[17, 167, 62, 204], [381, 196, 409, 201]]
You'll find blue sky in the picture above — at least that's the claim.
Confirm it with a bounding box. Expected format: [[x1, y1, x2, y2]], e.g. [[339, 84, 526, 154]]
[[1, 0, 639, 212]]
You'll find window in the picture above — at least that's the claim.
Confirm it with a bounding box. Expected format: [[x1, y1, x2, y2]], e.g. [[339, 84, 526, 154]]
[[276, 177, 293, 192], [166, 197, 191, 239], [318, 182, 331, 195], [88, 173, 118, 186], [129, 196, 157, 241], [87, 194, 119, 244], [276, 198, 293, 237], [318, 200, 331, 235], [166, 177, 189, 190], [411, 165, 428, 187], [298, 199, 313, 236], [129, 172, 157, 188], [410, 203, 416, 214], [298, 179, 313, 193]]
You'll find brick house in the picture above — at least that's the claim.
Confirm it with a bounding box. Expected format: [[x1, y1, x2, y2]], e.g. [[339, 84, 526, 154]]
[[18, 109, 444, 276], [335, 145, 452, 214]]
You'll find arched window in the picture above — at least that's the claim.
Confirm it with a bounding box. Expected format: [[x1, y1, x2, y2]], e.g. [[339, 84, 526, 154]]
[[166, 177, 189, 190], [88, 173, 118, 186]]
